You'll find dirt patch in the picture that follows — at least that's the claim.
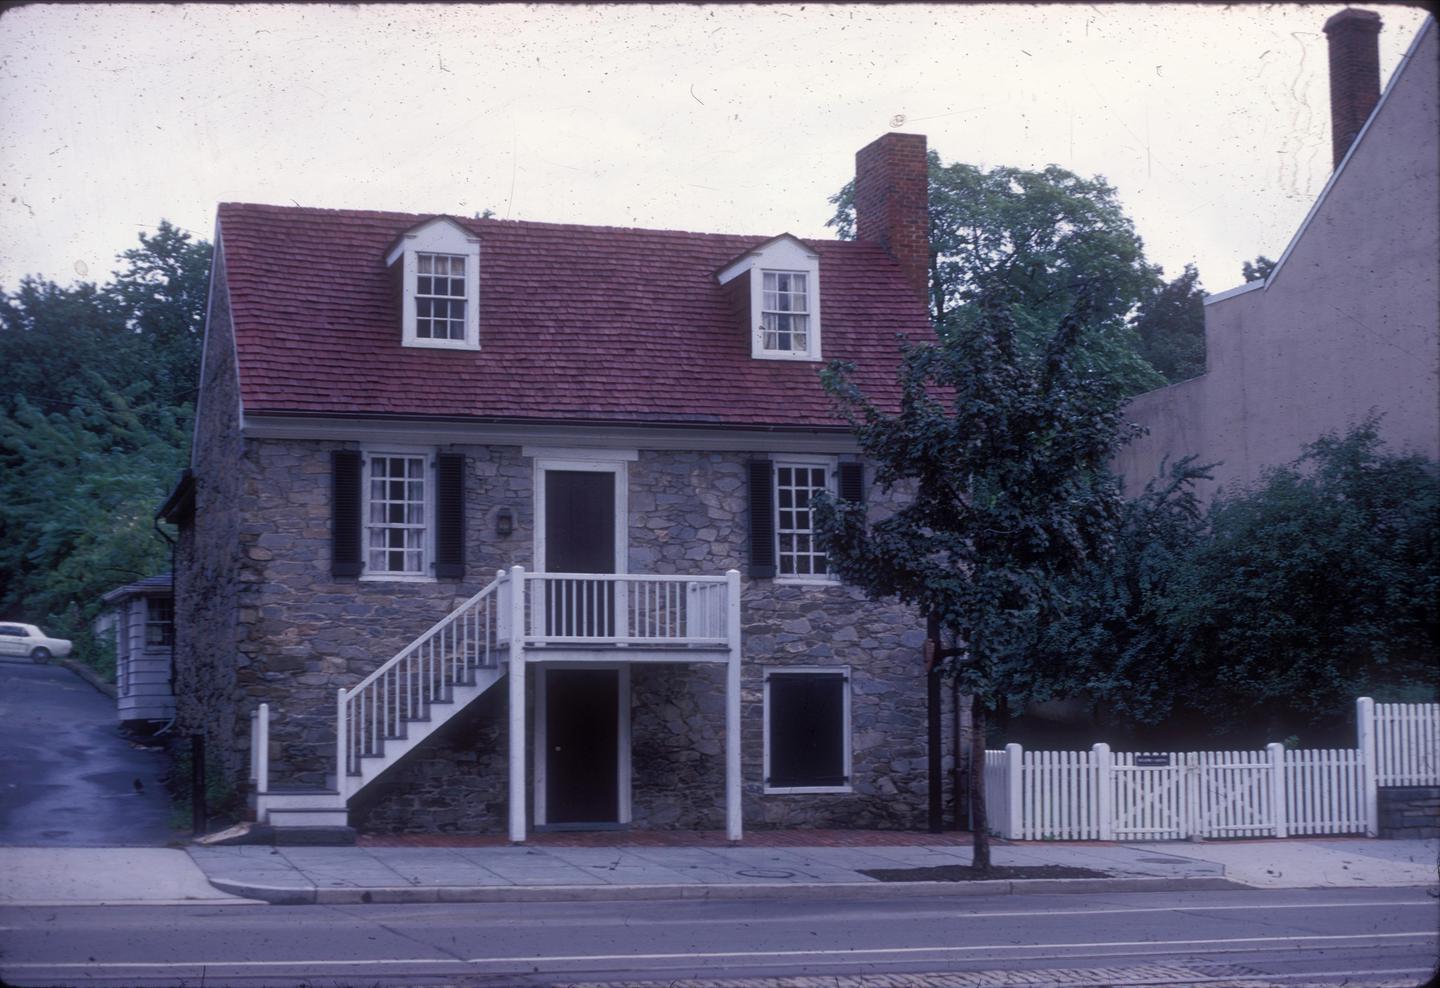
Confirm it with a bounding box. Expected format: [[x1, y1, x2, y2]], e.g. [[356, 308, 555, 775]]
[[859, 864, 1109, 882]]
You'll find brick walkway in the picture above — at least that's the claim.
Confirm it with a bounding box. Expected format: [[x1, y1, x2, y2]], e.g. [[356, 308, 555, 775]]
[[360, 828, 977, 848]]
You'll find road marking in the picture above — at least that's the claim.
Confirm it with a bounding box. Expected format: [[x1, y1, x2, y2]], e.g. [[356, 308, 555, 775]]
[[852, 898, 1438, 920], [2, 930, 1433, 971]]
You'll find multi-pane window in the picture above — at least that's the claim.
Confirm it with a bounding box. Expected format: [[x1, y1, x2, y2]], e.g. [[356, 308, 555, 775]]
[[415, 253, 467, 341], [366, 454, 428, 576], [761, 271, 809, 353], [145, 597, 174, 648], [775, 463, 830, 578]]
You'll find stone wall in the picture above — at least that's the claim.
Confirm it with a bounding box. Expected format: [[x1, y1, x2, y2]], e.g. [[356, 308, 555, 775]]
[[225, 441, 948, 832], [171, 239, 249, 787], [1378, 786, 1440, 839]]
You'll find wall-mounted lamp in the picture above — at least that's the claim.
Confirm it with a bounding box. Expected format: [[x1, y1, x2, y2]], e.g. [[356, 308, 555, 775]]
[[494, 506, 514, 537]]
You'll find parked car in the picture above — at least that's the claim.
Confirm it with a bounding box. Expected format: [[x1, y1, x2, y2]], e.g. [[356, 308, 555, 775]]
[[0, 623, 73, 663]]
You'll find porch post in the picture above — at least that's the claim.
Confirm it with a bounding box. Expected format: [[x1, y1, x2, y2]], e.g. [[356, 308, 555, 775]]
[[724, 569, 743, 843], [508, 565, 528, 843]]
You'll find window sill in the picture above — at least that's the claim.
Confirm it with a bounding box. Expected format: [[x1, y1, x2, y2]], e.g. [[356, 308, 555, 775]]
[[764, 785, 853, 796], [752, 351, 822, 362], [402, 338, 480, 351], [774, 577, 840, 587], [359, 573, 438, 584]]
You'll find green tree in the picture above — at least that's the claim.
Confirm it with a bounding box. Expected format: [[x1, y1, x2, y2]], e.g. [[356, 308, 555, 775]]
[[813, 288, 1137, 870], [828, 155, 1165, 396], [1158, 422, 1439, 736], [1132, 264, 1206, 384], [1242, 255, 1276, 283], [1032, 422, 1439, 744], [0, 221, 209, 664]]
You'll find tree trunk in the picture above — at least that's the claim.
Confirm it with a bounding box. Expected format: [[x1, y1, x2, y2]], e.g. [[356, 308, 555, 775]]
[[970, 694, 990, 873]]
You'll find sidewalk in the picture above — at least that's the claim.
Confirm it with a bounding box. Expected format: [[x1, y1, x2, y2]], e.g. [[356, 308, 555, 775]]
[[183, 833, 1438, 906]]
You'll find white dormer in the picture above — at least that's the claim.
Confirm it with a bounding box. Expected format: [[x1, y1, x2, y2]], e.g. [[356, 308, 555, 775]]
[[716, 234, 822, 361], [385, 217, 482, 351]]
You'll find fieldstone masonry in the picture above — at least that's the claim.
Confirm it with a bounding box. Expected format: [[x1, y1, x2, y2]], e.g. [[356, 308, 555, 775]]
[[178, 409, 950, 831], [1377, 786, 1440, 839]]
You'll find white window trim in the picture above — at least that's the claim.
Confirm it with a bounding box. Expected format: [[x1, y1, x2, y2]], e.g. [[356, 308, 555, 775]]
[[773, 454, 839, 585], [386, 218, 481, 351], [762, 665, 853, 795], [359, 445, 437, 583], [531, 454, 629, 577], [716, 235, 822, 362]]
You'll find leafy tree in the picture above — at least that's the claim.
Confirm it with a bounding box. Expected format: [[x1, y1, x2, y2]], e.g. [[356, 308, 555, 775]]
[[814, 288, 1137, 870], [1131, 264, 1206, 385], [1031, 422, 1439, 745], [1242, 255, 1276, 283], [1157, 422, 1439, 736], [828, 155, 1165, 396], [0, 221, 209, 665]]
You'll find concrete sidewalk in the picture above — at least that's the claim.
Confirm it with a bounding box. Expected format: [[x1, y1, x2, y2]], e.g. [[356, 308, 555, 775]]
[[182, 836, 1437, 906]]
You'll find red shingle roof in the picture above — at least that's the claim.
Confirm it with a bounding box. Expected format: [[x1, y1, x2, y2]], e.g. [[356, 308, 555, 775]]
[[218, 203, 933, 428]]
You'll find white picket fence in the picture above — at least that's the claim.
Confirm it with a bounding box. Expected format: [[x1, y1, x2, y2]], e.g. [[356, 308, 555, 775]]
[[985, 697, 1436, 841]]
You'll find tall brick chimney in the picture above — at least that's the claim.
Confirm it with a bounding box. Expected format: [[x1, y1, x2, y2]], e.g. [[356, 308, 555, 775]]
[[1324, 8, 1383, 170], [855, 133, 929, 302]]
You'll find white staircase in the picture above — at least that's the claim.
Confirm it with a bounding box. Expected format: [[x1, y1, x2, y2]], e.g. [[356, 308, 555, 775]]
[[251, 569, 514, 831]]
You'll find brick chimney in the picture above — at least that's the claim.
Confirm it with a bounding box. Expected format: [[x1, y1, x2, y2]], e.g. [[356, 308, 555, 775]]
[[855, 133, 929, 302], [1324, 8, 1383, 169]]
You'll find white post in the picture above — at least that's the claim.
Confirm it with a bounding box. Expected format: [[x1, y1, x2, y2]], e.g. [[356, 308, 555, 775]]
[[334, 690, 346, 799], [1267, 742, 1288, 839], [1005, 742, 1023, 840], [1092, 742, 1113, 841], [1356, 696, 1379, 837], [725, 569, 743, 843], [249, 710, 258, 786], [508, 565, 528, 843]]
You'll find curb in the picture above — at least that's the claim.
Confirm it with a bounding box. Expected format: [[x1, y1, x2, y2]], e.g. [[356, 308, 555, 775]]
[[60, 658, 118, 699], [205, 875, 1244, 906]]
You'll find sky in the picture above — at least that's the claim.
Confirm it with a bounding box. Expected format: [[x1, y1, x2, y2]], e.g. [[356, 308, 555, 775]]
[[0, 3, 1432, 296]]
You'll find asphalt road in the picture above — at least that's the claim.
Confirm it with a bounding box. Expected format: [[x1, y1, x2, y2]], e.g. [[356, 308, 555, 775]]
[[1, 887, 1435, 986], [0, 658, 175, 846]]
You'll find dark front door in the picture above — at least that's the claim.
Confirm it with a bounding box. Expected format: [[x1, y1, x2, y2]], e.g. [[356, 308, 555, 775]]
[[545, 668, 619, 824], [544, 470, 616, 637]]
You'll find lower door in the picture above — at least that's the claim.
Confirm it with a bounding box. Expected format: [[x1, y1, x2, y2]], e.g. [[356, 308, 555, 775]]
[[545, 668, 620, 825]]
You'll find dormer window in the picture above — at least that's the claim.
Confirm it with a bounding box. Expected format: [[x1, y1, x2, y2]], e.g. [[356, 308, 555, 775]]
[[385, 217, 481, 351], [716, 234, 822, 361], [762, 271, 810, 354]]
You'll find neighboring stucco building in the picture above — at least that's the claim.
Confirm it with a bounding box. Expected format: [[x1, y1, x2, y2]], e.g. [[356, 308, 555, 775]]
[[162, 134, 953, 840], [95, 573, 176, 727], [1115, 12, 1439, 499]]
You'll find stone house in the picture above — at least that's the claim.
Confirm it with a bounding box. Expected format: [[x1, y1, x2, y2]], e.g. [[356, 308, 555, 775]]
[[161, 133, 948, 840], [95, 573, 176, 728], [1115, 11, 1439, 499]]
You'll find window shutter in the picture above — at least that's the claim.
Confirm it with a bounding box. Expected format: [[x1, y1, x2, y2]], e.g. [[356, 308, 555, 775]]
[[838, 461, 865, 505], [748, 459, 776, 579], [331, 450, 363, 578], [767, 672, 848, 787], [435, 453, 466, 580]]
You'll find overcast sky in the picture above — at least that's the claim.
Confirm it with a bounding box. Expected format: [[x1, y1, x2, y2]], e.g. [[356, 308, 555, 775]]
[[0, 3, 1431, 296]]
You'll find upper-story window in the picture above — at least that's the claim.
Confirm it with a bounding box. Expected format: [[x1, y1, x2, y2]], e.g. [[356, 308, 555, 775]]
[[364, 451, 431, 579], [762, 271, 810, 354], [385, 217, 481, 351], [415, 253, 468, 342], [775, 458, 836, 581], [145, 597, 175, 648], [715, 234, 822, 361]]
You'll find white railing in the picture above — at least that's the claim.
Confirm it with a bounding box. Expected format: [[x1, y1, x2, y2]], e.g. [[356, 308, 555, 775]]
[[523, 572, 732, 647], [249, 702, 270, 795], [1363, 698, 1440, 786], [1285, 747, 1366, 836], [338, 570, 509, 781]]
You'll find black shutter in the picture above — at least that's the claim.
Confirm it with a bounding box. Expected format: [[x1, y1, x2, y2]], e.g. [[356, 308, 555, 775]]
[[838, 461, 865, 505], [767, 672, 848, 787], [331, 450, 363, 578], [748, 459, 776, 579], [435, 453, 466, 580]]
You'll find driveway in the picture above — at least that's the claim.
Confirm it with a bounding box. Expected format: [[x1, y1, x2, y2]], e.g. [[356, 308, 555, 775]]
[[0, 658, 177, 845]]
